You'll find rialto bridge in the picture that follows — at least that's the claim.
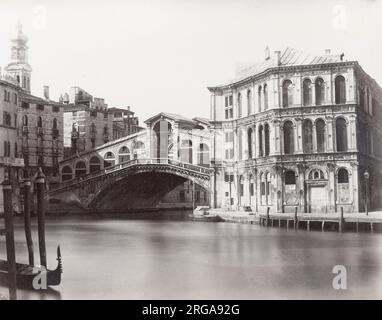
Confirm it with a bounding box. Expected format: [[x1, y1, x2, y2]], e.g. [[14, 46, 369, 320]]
[[48, 113, 213, 212]]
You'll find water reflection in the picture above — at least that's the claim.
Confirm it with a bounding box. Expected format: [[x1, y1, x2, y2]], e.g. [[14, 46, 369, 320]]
[[1, 216, 382, 299]]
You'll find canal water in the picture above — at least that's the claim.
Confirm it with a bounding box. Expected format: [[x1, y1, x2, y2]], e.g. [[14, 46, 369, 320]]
[[1, 215, 382, 299]]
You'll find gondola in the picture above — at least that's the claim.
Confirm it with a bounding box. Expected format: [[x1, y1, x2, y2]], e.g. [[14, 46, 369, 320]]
[[0, 245, 62, 289]]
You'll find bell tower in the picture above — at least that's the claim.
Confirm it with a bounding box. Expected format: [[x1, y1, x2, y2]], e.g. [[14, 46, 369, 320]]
[[4, 24, 32, 93]]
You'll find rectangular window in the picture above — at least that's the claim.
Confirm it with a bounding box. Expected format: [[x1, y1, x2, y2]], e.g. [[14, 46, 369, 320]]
[[224, 95, 234, 119], [3, 112, 11, 126], [21, 102, 29, 109], [37, 104, 44, 111], [53, 105, 60, 112], [261, 182, 265, 196], [14, 93, 18, 105], [250, 183, 254, 196]]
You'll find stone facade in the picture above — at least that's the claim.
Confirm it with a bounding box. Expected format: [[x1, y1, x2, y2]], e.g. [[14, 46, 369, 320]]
[[208, 47, 382, 213], [0, 78, 24, 211], [62, 87, 142, 158]]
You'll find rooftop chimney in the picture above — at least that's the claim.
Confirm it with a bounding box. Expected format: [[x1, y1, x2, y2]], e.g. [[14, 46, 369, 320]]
[[43, 85, 50, 100], [325, 49, 331, 55], [274, 50, 281, 66]]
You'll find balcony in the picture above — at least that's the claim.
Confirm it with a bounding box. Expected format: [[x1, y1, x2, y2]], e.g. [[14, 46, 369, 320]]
[[37, 127, 44, 136]]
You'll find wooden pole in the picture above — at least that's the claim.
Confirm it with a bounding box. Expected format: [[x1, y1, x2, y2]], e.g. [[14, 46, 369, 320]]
[[36, 168, 47, 268], [307, 220, 310, 232], [294, 206, 298, 230], [2, 178, 17, 300], [23, 178, 34, 266], [339, 207, 344, 233], [266, 207, 270, 227]]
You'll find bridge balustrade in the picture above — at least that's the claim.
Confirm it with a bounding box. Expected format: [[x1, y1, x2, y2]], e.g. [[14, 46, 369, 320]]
[[52, 158, 212, 192]]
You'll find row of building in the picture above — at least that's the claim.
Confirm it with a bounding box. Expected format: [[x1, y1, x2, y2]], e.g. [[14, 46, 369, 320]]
[[0, 26, 142, 210]]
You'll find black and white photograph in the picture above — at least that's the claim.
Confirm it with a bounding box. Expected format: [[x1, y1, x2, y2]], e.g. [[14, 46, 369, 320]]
[[1, 0, 382, 307]]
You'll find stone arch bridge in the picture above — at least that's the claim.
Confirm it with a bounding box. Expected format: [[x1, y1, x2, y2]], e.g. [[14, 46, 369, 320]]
[[49, 113, 213, 213]]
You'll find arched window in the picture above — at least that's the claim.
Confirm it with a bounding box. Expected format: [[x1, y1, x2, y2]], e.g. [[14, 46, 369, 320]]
[[118, 146, 130, 163], [53, 118, 58, 130], [133, 141, 146, 159], [336, 118, 347, 152], [264, 123, 270, 156], [103, 151, 115, 167], [37, 116, 43, 128], [180, 140, 193, 163], [197, 143, 210, 167], [258, 125, 264, 157], [258, 86, 262, 112], [316, 119, 326, 152], [315, 78, 325, 105], [247, 127, 253, 158], [282, 80, 293, 107], [89, 156, 101, 173], [238, 129, 243, 160], [335, 75, 346, 104], [303, 79, 312, 106], [264, 84, 268, 110], [23, 115, 28, 126], [283, 121, 294, 154], [75, 161, 87, 178], [237, 92, 242, 118], [62, 166, 73, 181], [285, 170, 296, 185], [309, 169, 325, 180], [247, 90, 252, 115], [338, 168, 349, 183], [303, 119, 313, 153]]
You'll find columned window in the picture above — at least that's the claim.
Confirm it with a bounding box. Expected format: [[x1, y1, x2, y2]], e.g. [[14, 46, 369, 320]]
[[335, 75, 346, 104], [336, 118, 347, 151], [264, 84, 268, 110], [197, 143, 210, 166], [315, 78, 325, 105], [237, 92, 242, 118], [247, 127, 253, 158], [282, 80, 293, 107], [180, 140, 193, 163], [303, 119, 313, 153], [258, 86, 262, 112], [258, 125, 264, 156], [247, 90, 252, 115], [303, 79, 312, 106], [264, 123, 270, 156], [316, 119, 326, 152], [283, 121, 294, 154]]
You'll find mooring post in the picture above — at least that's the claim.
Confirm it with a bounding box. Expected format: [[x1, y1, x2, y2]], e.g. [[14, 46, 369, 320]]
[[36, 168, 47, 268], [321, 221, 325, 232], [371, 222, 374, 233], [294, 206, 298, 230], [307, 220, 310, 232], [356, 222, 359, 233], [2, 178, 17, 300], [23, 178, 34, 266], [339, 207, 344, 233], [266, 207, 270, 227]]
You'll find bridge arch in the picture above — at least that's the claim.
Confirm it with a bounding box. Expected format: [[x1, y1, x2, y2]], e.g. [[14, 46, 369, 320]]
[[118, 146, 131, 163], [104, 151, 116, 167], [75, 161, 87, 178], [90, 156, 102, 173]]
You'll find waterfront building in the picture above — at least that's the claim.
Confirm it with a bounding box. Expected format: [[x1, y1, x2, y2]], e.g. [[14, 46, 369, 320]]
[[0, 74, 24, 211], [208, 47, 382, 213], [62, 87, 142, 158]]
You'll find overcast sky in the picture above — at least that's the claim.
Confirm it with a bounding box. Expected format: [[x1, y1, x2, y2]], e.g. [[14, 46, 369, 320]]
[[0, 0, 381, 122]]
